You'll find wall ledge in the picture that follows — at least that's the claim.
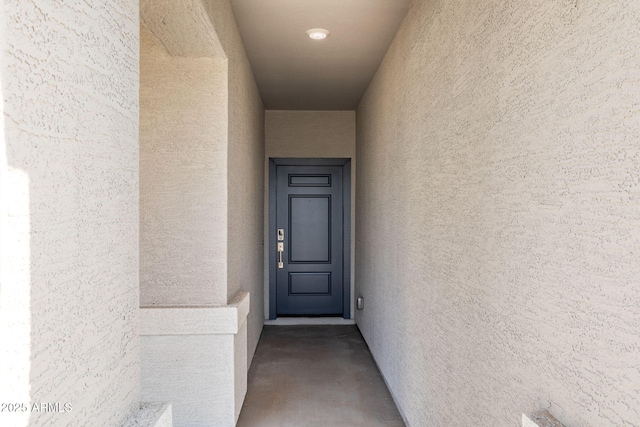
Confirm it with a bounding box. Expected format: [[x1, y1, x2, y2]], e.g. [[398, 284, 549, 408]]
[[124, 402, 172, 427], [140, 292, 250, 336], [522, 410, 566, 427]]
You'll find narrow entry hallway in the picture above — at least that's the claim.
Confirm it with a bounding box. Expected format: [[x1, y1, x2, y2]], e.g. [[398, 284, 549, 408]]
[[237, 326, 405, 427], [2, 1, 639, 426]]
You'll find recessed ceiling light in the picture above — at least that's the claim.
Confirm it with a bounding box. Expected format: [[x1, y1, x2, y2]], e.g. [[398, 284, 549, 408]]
[[306, 28, 330, 40]]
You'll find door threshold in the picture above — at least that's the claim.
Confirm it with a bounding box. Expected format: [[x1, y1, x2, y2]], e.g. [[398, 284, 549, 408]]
[[265, 317, 356, 326]]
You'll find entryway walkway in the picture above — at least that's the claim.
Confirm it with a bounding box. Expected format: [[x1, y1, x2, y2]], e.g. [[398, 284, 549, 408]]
[[237, 325, 405, 427]]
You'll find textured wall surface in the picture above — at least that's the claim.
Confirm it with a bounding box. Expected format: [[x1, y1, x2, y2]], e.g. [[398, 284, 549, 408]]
[[140, 293, 249, 426], [123, 403, 173, 427], [264, 111, 356, 317], [266, 111, 356, 158], [356, 1, 640, 426], [140, 24, 228, 305], [203, 0, 265, 364], [140, 0, 225, 58], [1, 1, 140, 426], [142, 334, 235, 425]]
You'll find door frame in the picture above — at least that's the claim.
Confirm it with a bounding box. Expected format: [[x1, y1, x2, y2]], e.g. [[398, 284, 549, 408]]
[[269, 158, 351, 319]]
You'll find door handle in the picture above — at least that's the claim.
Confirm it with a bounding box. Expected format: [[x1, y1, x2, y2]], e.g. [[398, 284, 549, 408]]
[[277, 242, 284, 269]]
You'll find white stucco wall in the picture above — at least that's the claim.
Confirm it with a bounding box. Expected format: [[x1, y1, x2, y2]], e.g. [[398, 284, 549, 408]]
[[266, 111, 356, 159], [140, 292, 250, 426], [203, 0, 265, 365], [356, 1, 640, 426], [264, 110, 356, 317], [140, 23, 228, 306], [139, 4, 264, 422], [1, 1, 140, 425], [140, 0, 265, 367]]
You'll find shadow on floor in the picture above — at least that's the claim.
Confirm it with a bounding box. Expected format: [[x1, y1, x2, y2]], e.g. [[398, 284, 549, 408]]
[[237, 325, 405, 427]]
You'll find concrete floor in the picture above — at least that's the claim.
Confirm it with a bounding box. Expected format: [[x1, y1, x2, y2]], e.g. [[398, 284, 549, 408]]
[[237, 325, 405, 427]]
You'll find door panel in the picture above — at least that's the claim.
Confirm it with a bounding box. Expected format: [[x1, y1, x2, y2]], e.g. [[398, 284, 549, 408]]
[[289, 272, 331, 295], [289, 196, 331, 262], [276, 165, 343, 315], [288, 174, 331, 186]]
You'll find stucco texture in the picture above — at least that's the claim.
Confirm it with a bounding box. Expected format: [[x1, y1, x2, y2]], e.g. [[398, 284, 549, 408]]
[[356, 1, 640, 426], [140, 23, 228, 306], [266, 111, 356, 158], [264, 110, 356, 317], [1, 0, 140, 426], [203, 0, 266, 364], [139, 0, 264, 391]]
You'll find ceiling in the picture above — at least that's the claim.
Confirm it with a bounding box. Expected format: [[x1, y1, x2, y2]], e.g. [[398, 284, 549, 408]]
[[230, 0, 413, 110]]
